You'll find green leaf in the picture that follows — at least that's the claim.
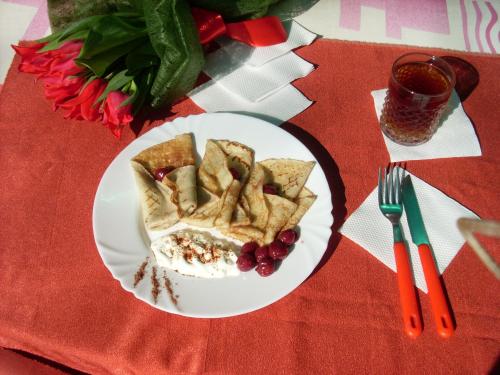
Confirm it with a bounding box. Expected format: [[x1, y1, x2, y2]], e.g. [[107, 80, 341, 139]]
[[78, 15, 147, 60], [125, 42, 159, 75], [38, 15, 105, 50], [122, 68, 154, 114], [40, 29, 89, 52], [76, 37, 146, 77], [96, 70, 134, 103], [143, 0, 204, 107]]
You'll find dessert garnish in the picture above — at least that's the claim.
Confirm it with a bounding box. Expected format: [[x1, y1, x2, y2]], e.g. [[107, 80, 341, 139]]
[[154, 166, 175, 181], [268, 240, 288, 260], [277, 229, 299, 245], [256, 257, 275, 277], [263, 183, 279, 195], [236, 228, 299, 277], [151, 230, 239, 278], [236, 254, 256, 272], [255, 245, 269, 262]]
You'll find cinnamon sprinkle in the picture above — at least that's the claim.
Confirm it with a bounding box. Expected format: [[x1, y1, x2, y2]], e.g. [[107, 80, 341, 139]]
[[151, 266, 160, 304], [163, 271, 179, 307], [133, 257, 149, 287]]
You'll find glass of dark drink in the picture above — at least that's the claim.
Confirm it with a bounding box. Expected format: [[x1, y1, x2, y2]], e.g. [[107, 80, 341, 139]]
[[380, 53, 456, 145]]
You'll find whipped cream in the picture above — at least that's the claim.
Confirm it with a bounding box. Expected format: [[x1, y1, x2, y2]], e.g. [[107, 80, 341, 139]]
[[151, 230, 240, 278]]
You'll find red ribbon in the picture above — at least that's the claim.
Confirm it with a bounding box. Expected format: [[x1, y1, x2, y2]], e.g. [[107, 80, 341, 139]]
[[191, 8, 287, 47]]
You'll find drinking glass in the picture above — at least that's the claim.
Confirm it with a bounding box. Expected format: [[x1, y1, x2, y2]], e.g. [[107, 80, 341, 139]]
[[380, 53, 456, 145]]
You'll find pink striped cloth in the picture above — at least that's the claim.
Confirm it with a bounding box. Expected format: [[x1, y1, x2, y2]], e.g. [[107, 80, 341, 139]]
[[0, 0, 498, 87]]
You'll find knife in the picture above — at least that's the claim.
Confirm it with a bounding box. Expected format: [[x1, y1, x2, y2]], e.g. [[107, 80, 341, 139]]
[[402, 175, 454, 338]]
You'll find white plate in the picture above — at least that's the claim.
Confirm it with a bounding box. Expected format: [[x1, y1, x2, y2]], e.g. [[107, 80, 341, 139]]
[[93, 113, 333, 318]]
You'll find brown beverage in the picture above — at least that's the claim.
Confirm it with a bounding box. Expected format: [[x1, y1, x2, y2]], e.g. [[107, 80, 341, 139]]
[[380, 54, 455, 145]]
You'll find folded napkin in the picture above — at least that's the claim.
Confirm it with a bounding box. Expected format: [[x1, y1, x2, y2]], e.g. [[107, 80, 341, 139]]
[[371, 89, 482, 162], [189, 20, 317, 124], [217, 20, 317, 67], [339, 171, 479, 292], [189, 82, 312, 124], [203, 49, 314, 102]]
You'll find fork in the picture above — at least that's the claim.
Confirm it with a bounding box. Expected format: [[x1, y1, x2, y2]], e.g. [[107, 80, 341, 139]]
[[378, 165, 423, 338]]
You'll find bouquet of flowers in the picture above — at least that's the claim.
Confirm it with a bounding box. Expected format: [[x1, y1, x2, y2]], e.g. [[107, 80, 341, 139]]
[[12, 0, 287, 137]]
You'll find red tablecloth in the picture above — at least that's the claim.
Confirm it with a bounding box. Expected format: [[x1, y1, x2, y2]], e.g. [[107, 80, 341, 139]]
[[1, 39, 499, 374]]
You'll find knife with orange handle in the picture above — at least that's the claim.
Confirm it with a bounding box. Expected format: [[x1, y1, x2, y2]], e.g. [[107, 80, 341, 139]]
[[402, 175, 455, 338]]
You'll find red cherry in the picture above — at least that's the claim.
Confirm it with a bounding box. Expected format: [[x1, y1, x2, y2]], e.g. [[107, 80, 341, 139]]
[[154, 166, 174, 181], [263, 183, 279, 195], [256, 257, 275, 277], [241, 241, 259, 255], [254, 245, 269, 262], [229, 167, 240, 180], [268, 240, 289, 260], [237, 253, 256, 272], [277, 229, 298, 245]]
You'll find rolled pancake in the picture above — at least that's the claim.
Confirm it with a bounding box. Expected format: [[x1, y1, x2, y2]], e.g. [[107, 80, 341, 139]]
[[131, 133, 197, 230], [191, 139, 253, 229], [166, 165, 197, 216], [263, 193, 298, 244], [240, 163, 268, 230], [224, 161, 315, 244], [259, 159, 315, 200], [181, 186, 220, 228], [132, 133, 195, 171], [222, 163, 267, 243], [283, 187, 317, 230], [130, 161, 180, 231]]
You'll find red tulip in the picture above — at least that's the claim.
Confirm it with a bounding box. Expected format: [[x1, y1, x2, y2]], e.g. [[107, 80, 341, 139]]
[[59, 78, 107, 121], [102, 91, 134, 138], [12, 40, 84, 81], [39, 40, 84, 86], [12, 41, 51, 74], [43, 76, 86, 110]]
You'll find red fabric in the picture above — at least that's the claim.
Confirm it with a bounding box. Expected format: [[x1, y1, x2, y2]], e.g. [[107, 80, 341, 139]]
[[225, 16, 287, 47], [0, 349, 69, 374], [0, 40, 499, 374], [191, 7, 286, 46]]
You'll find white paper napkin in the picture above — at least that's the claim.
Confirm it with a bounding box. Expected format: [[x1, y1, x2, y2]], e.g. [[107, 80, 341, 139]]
[[203, 49, 314, 102], [188, 81, 312, 124], [372, 89, 482, 162], [339, 171, 479, 292], [217, 20, 317, 67]]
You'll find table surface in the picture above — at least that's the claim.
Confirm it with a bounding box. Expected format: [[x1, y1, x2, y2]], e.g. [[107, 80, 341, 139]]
[[0, 39, 499, 374]]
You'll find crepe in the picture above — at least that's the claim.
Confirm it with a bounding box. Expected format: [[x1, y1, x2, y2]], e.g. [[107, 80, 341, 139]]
[[181, 186, 222, 227], [132, 133, 195, 172], [223, 159, 316, 244], [262, 193, 298, 244], [131, 133, 197, 230], [185, 139, 253, 229], [283, 187, 317, 230], [259, 159, 315, 200], [131, 161, 180, 230], [240, 163, 268, 230]]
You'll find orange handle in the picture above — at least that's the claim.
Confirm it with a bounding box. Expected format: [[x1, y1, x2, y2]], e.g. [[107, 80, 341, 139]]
[[418, 244, 455, 338], [394, 242, 422, 338]]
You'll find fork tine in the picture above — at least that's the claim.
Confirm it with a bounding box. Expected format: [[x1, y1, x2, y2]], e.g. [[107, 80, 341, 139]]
[[378, 167, 383, 204], [387, 165, 393, 204], [395, 166, 401, 203], [384, 167, 389, 204]]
